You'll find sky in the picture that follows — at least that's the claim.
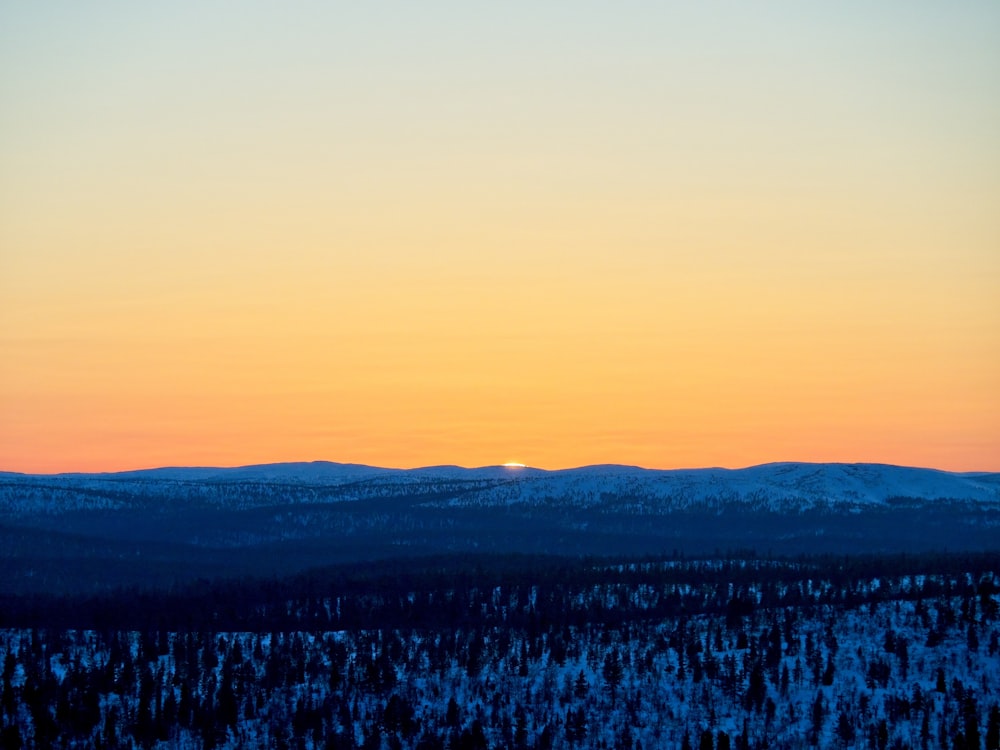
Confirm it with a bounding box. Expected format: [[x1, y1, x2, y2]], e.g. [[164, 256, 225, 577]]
[[2, 2, 998, 473]]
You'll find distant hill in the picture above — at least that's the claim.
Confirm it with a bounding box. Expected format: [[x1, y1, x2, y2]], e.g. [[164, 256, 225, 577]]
[[1, 461, 998, 595], [8, 460, 997, 505]]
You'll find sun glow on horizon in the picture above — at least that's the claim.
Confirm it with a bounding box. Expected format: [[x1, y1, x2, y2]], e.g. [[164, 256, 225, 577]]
[[502, 462, 528, 469]]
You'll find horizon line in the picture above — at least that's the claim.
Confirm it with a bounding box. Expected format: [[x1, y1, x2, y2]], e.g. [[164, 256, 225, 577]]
[[2, 458, 996, 478]]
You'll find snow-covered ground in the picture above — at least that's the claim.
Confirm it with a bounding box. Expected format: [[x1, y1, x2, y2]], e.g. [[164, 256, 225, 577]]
[[2, 561, 998, 749]]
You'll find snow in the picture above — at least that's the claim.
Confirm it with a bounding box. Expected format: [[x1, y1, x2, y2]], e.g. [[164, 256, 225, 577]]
[[1, 462, 998, 519]]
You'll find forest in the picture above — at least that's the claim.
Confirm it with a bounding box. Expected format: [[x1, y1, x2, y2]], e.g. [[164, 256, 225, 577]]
[[2, 552, 999, 749]]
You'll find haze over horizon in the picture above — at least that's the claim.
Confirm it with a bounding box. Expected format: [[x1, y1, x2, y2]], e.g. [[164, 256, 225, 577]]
[[2, 3, 998, 474]]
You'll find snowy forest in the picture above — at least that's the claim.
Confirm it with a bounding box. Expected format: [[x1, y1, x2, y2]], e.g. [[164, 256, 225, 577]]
[[2, 552, 999, 749]]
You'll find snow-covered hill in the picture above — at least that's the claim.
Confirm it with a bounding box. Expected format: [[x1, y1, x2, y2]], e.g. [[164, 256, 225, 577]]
[[2, 461, 999, 595], [463, 461, 1000, 511], [1, 462, 998, 517]]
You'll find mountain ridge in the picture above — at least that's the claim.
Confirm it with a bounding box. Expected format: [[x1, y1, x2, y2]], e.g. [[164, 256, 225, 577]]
[[2, 460, 999, 520], [4, 457, 997, 479], [2, 460, 999, 595]]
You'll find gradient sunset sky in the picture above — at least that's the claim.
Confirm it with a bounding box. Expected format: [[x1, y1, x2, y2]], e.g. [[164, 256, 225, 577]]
[[2, 3, 998, 473]]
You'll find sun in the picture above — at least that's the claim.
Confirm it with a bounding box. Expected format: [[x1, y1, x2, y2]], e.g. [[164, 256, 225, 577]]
[[502, 462, 527, 468]]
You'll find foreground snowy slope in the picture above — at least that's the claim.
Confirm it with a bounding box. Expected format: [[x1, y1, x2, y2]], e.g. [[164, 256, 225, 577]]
[[3, 553, 999, 749]]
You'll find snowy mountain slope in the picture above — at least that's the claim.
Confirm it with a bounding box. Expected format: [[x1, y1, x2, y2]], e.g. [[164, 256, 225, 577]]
[[1, 461, 999, 595], [434, 462, 1000, 510], [1, 462, 998, 518]]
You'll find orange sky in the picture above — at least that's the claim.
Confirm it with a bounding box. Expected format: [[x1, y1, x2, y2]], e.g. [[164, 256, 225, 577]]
[[2, 4, 999, 473]]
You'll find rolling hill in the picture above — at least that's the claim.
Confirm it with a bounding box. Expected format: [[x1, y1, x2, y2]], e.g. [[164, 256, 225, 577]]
[[1, 461, 998, 594]]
